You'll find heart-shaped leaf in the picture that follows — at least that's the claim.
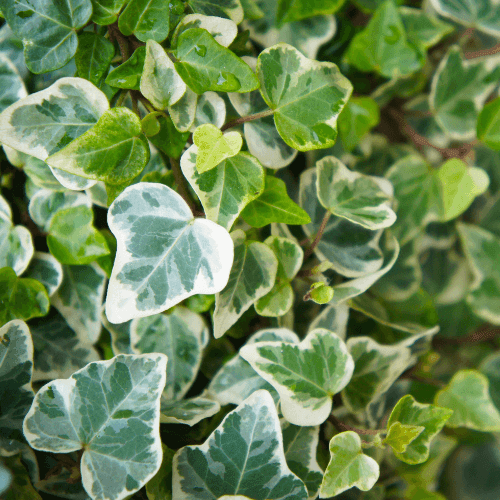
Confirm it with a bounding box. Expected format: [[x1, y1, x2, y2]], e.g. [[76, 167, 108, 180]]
[[172, 14, 238, 48], [23, 354, 167, 500], [23, 252, 63, 297], [118, 0, 171, 43], [383, 422, 424, 454], [172, 389, 308, 500], [105, 46, 146, 90], [240, 328, 354, 426], [105, 183, 234, 323], [75, 32, 114, 86], [319, 431, 379, 497], [193, 124, 243, 173]]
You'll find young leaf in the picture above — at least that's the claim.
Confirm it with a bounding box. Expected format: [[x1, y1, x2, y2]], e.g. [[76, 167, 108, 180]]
[[105, 46, 146, 90], [160, 396, 220, 425], [276, 0, 344, 25], [91, 0, 128, 25], [186, 0, 244, 24], [0, 0, 92, 73], [477, 97, 500, 149], [213, 230, 278, 338], [118, 0, 171, 43], [172, 390, 308, 499], [181, 146, 265, 231], [240, 328, 354, 426], [106, 183, 234, 323], [0, 53, 27, 113], [319, 431, 379, 498], [23, 354, 167, 500], [383, 422, 424, 454], [257, 43, 352, 151], [75, 32, 115, 86], [23, 251, 63, 297]]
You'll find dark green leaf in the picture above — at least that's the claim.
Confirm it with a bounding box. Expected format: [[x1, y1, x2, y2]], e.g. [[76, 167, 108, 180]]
[[75, 32, 115, 86]]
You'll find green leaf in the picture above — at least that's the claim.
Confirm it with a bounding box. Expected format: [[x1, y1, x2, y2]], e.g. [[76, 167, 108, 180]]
[[480, 352, 500, 411], [0, 0, 92, 73], [168, 87, 198, 132], [386, 395, 452, 464], [106, 183, 234, 323], [145, 444, 175, 500], [320, 431, 379, 497], [172, 390, 308, 500], [435, 370, 500, 431], [307, 282, 334, 304], [276, 0, 344, 25], [192, 124, 243, 173], [174, 28, 259, 94], [118, 0, 171, 43], [0, 53, 27, 113], [47, 206, 110, 265], [190, 91, 226, 130], [0, 268, 49, 327], [240, 328, 354, 425], [105, 46, 146, 90], [75, 32, 114, 86], [181, 147, 264, 231], [257, 43, 352, 151], [0, 320, 34, 454], [160, 396, 220, 425], [309, 303, 349, 339], [23, 251, 63, 297], [241, 176, 311, 227], [430, 46, 500, 140], [457, 223, 500, 324], [186, 0, 244, 24], [140, 40, 186, 109], [316, 156, 396, 230], [344, 0, 422, 79], [23, 354, 167, 500], [1, 454, 42, 500], [146, 113, 190, 159], [0, 77, 109, 160], [91, 0, 128, 25], [477, 97, 500, 149], [213, 230, 278, 338]]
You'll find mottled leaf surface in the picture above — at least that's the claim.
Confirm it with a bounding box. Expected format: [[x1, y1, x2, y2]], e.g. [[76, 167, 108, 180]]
[[172, 14, 238, 48], [160, 396, 220, 426], [23, 252, 63, 297], [0, 53, 27, 113]]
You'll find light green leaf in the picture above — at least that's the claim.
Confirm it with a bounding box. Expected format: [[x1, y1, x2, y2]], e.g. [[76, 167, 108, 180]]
[[257, 43, 352, 151], [0, 320, 34, 454], [430, 46, 500, 140], [480, 352, 500, 411], [160, 396, 220, 425], [435, 370, 500, 431], [172, 14, 238, 48], [91, 0, 128, 25], [11, 153, 65, 192], [383, 422, 424, 454], [240, 328, 354, 425], [213, 230, 278, 338], [386, 395, 452, 464], [105, 46, 146, 90], [320, 431, 379, 498], [0, 77, 109, 161], [106, 183, 234, 323], [0, 53, 27, 113], [0, 268, 49, 327], [168, 87, 198, 132], [344, 0, 422, 79], [23, 252, 63, 297], [181, 146, 264, 231], [186, 0, 244, 24], [307, 282, 334, 304], [51, 264, 107, 345], [118, 0, 171, 43], [241, 176, 311, 227], [0, 0, 92, 73], [190, 91, 226, 131], [316, 156, 396, 230], [477, 97, 500, 149], [174, 28, 259, 94], [46, 107, 150, 185], [193, 124, 243, 173], [276, 0, 344, 25], [172, 390, 308, 500], [23, 354, 167, 500], [140, 40, 186, 109], [75, 33, 114, 86], [457, 223, 500, 324]]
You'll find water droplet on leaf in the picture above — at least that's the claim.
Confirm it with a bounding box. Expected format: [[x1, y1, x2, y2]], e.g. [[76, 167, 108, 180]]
[[194, 44, 207, 57]]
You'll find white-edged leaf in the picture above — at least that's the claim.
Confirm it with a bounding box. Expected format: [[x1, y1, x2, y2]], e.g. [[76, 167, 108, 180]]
[[168, 87, 198, 132], [101, 310, 134, 355], [49, 165, 98, 191], [189, 91, 226, 131], [186, 0, 244, 24], [172, 14, 238, 48], [160, 396, 220, 425], [23, 252, 63, 297], [309, 303, 349, 340]]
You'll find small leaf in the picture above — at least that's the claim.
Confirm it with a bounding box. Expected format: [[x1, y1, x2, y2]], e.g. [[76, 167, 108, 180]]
[[75, 32, 115, 86], [160, 396, 220, 425], [190, 91, 226, 131], [383, 422, 424, 454], [477, 97, 500, 149], [91, 0, 128, 25], [168, 87, 198, 132], [276, 0, 345, 25], [106, 46, 146, 90], [118, 0, 171, 43], [23, 251, 63, 297], [319, 431, 379, 498], [146, 113, 190, 159], [186, 0, 244, 24]]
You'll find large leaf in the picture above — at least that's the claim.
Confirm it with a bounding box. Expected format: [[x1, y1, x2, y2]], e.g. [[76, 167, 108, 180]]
[[0, 320, 34, 454], [319, 431, 379, 497], [181, 146, 265, 231], [0, 0, 92, 73], [276, 0, 344, 25], [257, 43, 352, 151], [23, 354, 167, 500], [240, 328, 354, 425], [172, 390, 308, 500], [0, 78, 109, 161], [23, 252, 63, 297], [186, 0, 244, 24], [213, 230, 277, 338], [0, 53, 27, 113], [106, 183, 234, 323], [75, 32, 114, 86], [118, 0, 171, 43]]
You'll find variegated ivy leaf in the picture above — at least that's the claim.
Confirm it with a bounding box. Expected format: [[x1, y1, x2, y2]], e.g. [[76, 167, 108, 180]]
[[23, 252, 63, 297], [102, 310, 134, 355], [213, 230, 278, 338], [386, 395, 452, 464], [320, 431, 379, 497], [172, 14, 238, 48], [0, 320, 34, 455], [140, 40, 186, 110], [309, 303, 349, 339], [0, 78, 109, 161], [49, 164, 98, 191], [435, 369, 500, 431], [0, 0, 92, 74], [240, 328, 354, 426], [186, 0, 244, 24], [172, 389, 308, 500], [192, 124, 243, 173], [383, 422, 424, 454], [430, 46, 500, 140], [130, 307, 209, 400], [457, 223, 500, 324], [118, 0, 171, 43], [160, 396, 220, 426], [429, 0, 500, 37], [23, 354, 167, 500], [300, 168, 384, 277], [106, 183, 234, 324], [207, 328, 300, 406], [52, 264, 107, 345], [276, 0, 344, 25], [168, 87, 198, 132], [91, 0, 128, 25], [0, 53, 27, 113], [190, 91, 226, 131], [316, 156, 396, 230], [257, 43, 352, 151]]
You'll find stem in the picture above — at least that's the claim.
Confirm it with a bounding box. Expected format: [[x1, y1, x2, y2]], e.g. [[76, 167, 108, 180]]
[[304, 211, 331, 259], [433, 324, 500, 346], [220, 109, 275, 131], [402, 373, 446, 388], [166, 154, 199, 215], [465, 42, 500, 59], [115, 90, 129, 107], [328, 415, 385, 436], [108, 24, 129, 62], [132, 91, 156, 113]]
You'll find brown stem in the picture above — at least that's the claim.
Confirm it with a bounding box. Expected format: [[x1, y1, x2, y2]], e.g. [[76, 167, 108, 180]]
[[433, 324, 500, 346], [131, 90, 155, 113], [328, 415, 385, 436], [402, 373, 446, 388], [220, 109, 275, 131], [304, 211, 331, 259], [167, 155, 199, 215], [108, 24, 129, 62], [465, 42, 500, 59]]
